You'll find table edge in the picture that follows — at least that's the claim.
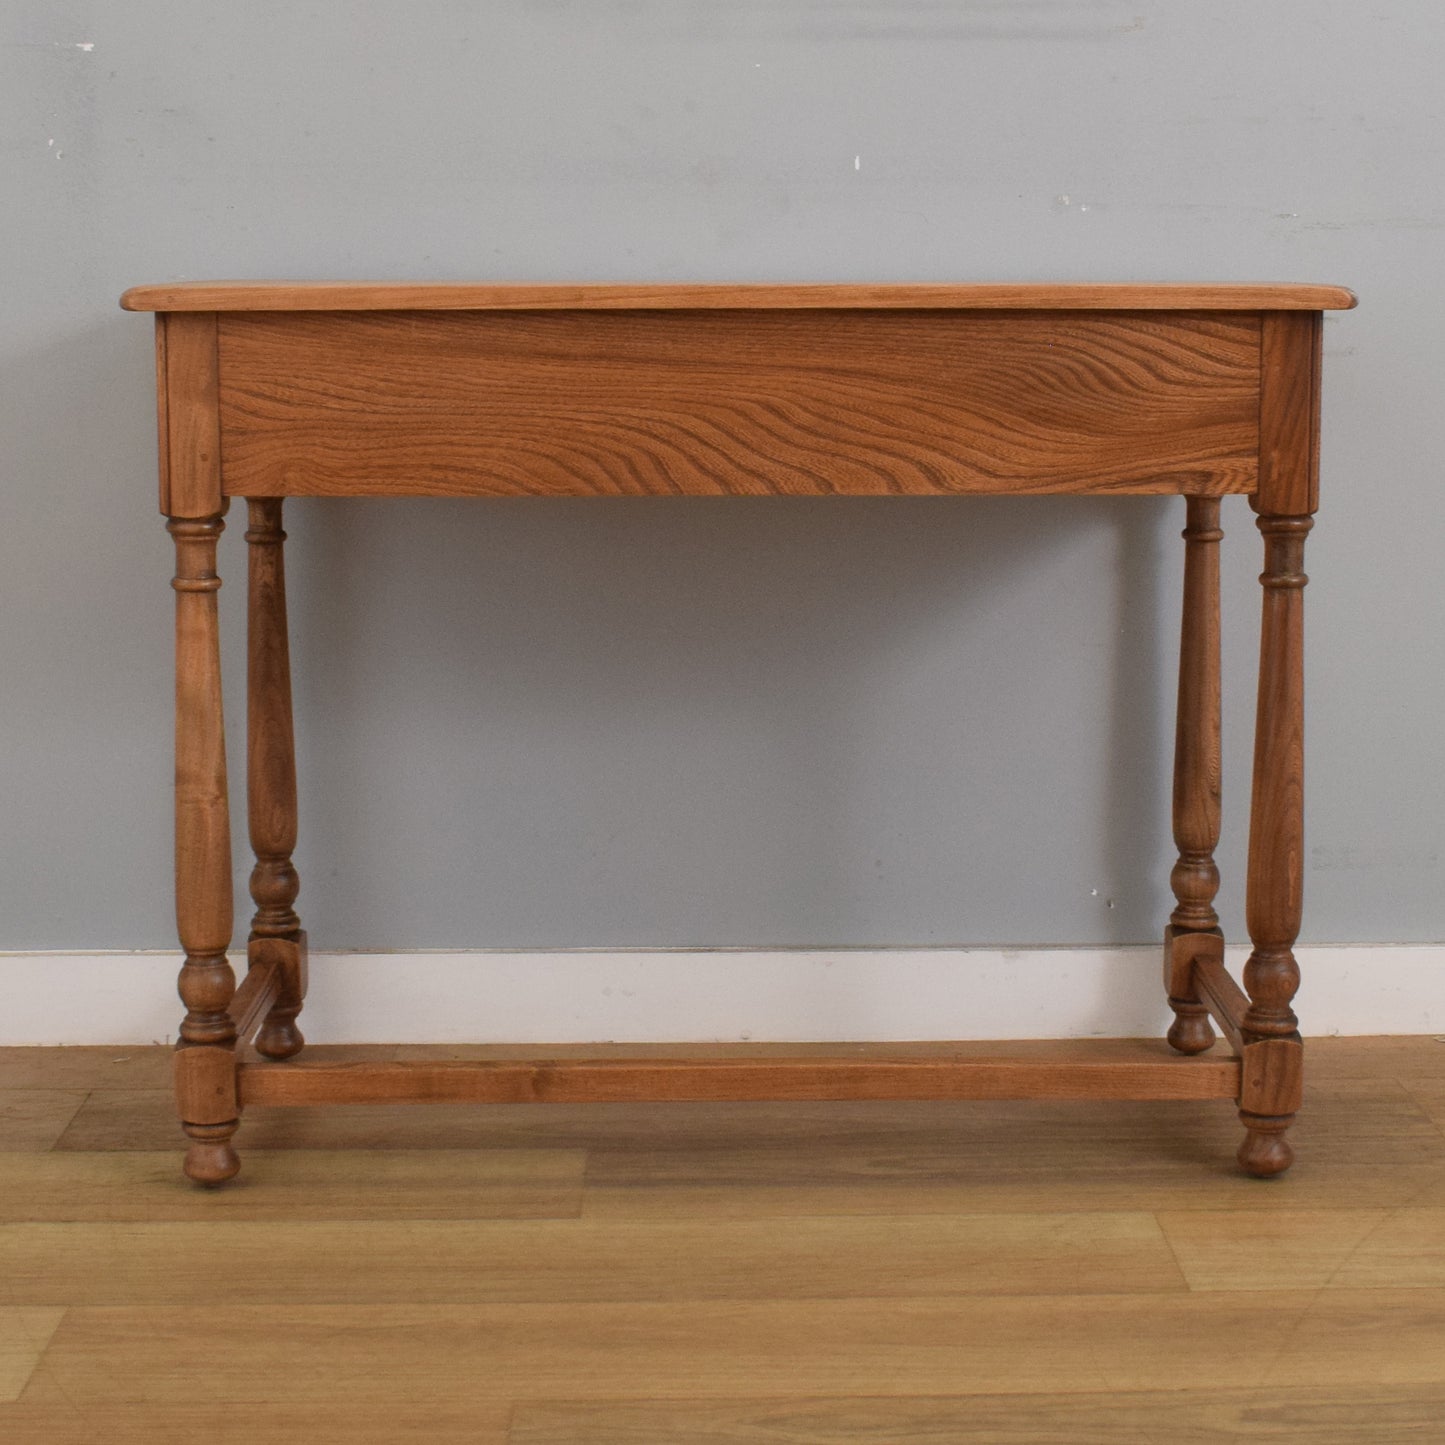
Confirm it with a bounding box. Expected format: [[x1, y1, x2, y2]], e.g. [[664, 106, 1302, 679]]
[[120, 281, 1359, 313]]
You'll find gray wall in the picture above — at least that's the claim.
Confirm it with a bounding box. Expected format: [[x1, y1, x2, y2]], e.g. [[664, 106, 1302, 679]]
[[3, 1, 1439, 951]]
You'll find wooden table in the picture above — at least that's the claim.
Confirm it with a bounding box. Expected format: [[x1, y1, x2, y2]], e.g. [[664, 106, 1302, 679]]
[[121, 281, 1356, 1186]]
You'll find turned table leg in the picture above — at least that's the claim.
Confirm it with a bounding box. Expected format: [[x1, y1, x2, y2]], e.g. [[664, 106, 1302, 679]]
[[246, 498, 307, 1059], [168, 510, 241, 1185], [1237, 512, 1310, 1176], [1235, 310, 1322, 1178], [1164, 496, 1224, 1055]]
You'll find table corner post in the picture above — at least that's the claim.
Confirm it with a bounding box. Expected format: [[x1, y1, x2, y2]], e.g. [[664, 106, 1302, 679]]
[[159, 310, 242, 1185], [1237, 310, 1323, 1177], [1164, 494, 1224, 1056], [245, 495, 307, 1060]]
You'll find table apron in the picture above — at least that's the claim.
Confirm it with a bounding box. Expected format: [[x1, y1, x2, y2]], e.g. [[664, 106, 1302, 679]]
[[208, 308, 1265, 500]]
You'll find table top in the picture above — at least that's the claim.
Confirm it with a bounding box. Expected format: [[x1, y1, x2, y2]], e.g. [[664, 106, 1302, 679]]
[[120, 281, 1358, 313]]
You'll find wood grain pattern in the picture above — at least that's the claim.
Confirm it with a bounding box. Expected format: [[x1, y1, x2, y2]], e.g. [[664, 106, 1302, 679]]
[[0, 1212, 1183, 1306], [509, 1386, 1445, 1445], [120, 281, 1359, 312], [1238, 515, 1312, 1175], [215, 310, 1264, 499], [166, 512, 240, 1184], [0, 1401, 511, 1445], [1256, 311, 1324, 516], [0, 1093, 89, 1151], [1194, 952, 1248, 1055], [30, 1290, 1445, 1405], [0, 1149, 585, 1224], [1156, 1207, 1445, 1293], [244, 498, 306, 1060], [130, 288, 1349, 1185], [236, 1051, 1241, 1107], [1164, 496, 1225, 1055], [155, 314, 221, 517], [8, 1041, 1443, 1444], [223, 953, 280, 1048], [0, 1310, 65, 1403]]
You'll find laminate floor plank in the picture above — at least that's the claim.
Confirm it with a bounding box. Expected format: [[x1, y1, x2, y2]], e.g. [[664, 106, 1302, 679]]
[[0, 1393, 510, 1445], [1304, 1035, 1445, 1081], [5, 1039, 1445, 1438], [1160, 1206, 1445, 1292], [0, 1211, 1183, 1307], [0, 1310, 65, 1403], [509, 1384, 1445, 1444], [31, 1291, 1445, 1406], [0, 1043, 397, 1091], [0, 1047, 167, 1091], [0, 1149, 586, 1222], [1407, 1078, 1445, 1128], [54, 1079, 1445, 1218], [585, 1081, 1445, 1217], [0, 1092, 89, 1151]]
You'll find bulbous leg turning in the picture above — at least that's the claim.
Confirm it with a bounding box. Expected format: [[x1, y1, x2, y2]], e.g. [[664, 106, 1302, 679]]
[[1166, 1000, 1216, 1056], [255, 1010, 305, 1060], [1238, 1112, 1295, 1177], [183, 1121, 241, 1186]]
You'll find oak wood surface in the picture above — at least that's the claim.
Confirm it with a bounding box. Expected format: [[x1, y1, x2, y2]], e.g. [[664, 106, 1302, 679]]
[[222, 953, 280, 1047], [215, 309, 1264, 498], [0, 1310, 64, 1403], [244, 498, 306, 1059], [135, 290, 1349, 1184], [0, 1093, 89, 1151], [154, 314, 221, 517], [0, 1213, 1183, 1306], [1157, 1206, 1445, 1292], [1256, 310, 1324, 516], [1193, 951, 1249, 1054], [1164, 495, 1225, 1055], [0, 1149, 586, 1223], [29, 1290, 1445, 1405], [508, 1386, 1445, 1445], [235, 1050, 1241, 1108], [1237, 512, 1312, 1174], [2, 1041, 1441, 1440], [8, 1389, 1443, 1445], [167, 511, 240, 1184], [120, 280, 1359, 312]]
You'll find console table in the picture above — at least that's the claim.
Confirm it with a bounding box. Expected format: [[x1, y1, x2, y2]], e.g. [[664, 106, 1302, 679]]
[[120, 281, 1355, 1186]]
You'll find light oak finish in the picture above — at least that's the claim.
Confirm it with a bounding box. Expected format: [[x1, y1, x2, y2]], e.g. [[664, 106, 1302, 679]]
[[0, 1149, 586, 1224], [154, 313, 221, 516], [166, 510, 239, 1185], [1157, 1207, 1445, 1293], [0, 1400, 512, 1445], [216, 310, 1264, 498], [120, 280, 1359, 312], [243, 497, 306, 1059], [508, 1386, 1445, 1445], [0, 1310, 65, 1404], [3, 1040, 1444, 1440], [1195, 950, 1250, 1054], [0, 1092, 89, 1151], [0, 1213, 1183, 1307], [1164, 495, 1225, 1056], [235, 1048, 1239, 1107], [128, 281, 1351, 1183], [29, 1290, 1445, 1405]]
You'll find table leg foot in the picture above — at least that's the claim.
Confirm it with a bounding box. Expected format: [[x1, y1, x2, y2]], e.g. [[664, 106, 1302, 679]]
[[1237, 1112, 1295, 1177], [1166, 1002, 1216, 1055], [255, 1013, 305, 1060], [182, 1122, 241, 1186]]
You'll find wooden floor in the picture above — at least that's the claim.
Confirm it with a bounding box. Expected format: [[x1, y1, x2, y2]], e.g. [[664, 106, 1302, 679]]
[[2, 1037, 1444, 1442]]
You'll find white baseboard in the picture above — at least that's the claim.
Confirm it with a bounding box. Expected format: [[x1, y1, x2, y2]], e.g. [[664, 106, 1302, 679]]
[[2, 945, 1442, 1046]]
